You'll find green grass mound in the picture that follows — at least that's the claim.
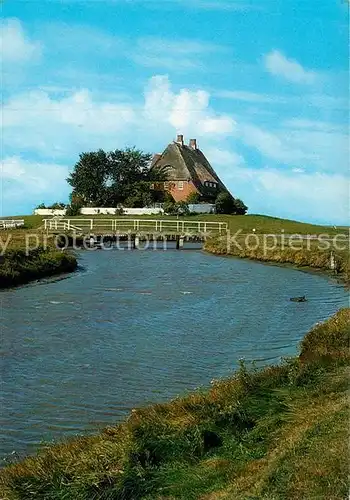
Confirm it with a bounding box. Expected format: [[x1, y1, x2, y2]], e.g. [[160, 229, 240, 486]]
[[1, 309, 349, 499], [0, 247, 78, 288]]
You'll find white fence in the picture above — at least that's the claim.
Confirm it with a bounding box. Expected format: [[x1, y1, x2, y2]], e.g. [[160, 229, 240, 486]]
[[0, 219, 25, 230], [43, 218, 228, 235], [35, 205, 214, 216], [81, 207, 164, 216], [34, 209, 66, 216], [188, 204, 215, 214], [35, 207, 165, 216]]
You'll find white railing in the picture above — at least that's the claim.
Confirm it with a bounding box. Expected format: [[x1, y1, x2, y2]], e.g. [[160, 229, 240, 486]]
[[43, 218, 228, 235], [0, 219, 25, 230]]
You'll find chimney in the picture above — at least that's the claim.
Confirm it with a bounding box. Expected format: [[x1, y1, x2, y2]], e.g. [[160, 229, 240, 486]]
[[176, 134, 184, 146], [189, 138, 197, 150]]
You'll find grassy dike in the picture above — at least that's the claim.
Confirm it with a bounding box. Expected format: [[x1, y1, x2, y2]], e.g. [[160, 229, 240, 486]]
[[0, 246, 78, 289], [0, 309, 349, 500]]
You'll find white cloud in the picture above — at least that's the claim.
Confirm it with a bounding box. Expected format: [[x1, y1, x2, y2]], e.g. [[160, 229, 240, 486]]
[[205, 148, 245, 168], [132, 37, 225, 70], [239, 124, 307, 163], [1, 157, 70, 215], [212, 158, 349, 224], [3, 75, 235, 163], [3, 89, 137, 157], [144, 75, 236, 138], [40, 22, 124, 59], [1, 18, 42, 63], [264, 50, 318, 85], [249, 169, 349, 224], [283, 118, 344, 133], [238, 122, 348, 173], [217, 90, 285, 104]]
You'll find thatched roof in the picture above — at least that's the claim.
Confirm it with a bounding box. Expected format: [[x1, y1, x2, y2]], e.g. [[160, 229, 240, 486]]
[[151, 140, 228, 192]]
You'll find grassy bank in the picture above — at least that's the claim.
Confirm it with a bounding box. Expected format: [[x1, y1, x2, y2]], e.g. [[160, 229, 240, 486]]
[[0, 247, 78, 289], [1, 309, 349, 499], [204, 236, 350, 285]]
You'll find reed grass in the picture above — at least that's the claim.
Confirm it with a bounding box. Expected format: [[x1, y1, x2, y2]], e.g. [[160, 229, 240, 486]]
[[0, 246, 78, 288]]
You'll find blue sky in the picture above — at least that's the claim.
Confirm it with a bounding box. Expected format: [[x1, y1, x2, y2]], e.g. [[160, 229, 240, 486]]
[[1, 0, 349, 224]]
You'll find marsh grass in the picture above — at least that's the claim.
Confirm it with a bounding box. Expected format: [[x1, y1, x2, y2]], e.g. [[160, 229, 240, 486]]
[[0, 246, 78, 288], [1, 309, 349, 500]]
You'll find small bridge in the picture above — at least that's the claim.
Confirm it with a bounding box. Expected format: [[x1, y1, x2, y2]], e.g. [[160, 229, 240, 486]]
[[43, 218, 228, 237]]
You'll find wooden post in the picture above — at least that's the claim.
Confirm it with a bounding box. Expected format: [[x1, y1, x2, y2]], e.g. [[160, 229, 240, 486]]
[[176, 235, 184, 250]]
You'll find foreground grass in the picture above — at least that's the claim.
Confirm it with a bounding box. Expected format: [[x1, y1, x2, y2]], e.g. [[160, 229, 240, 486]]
[[1, 309, 349, 499], [0, 247, 78, 288]]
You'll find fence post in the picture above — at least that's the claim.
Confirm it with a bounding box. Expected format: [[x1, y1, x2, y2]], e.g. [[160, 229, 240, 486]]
[[90, 219, 93, 230], [67, 219, 70, 230]]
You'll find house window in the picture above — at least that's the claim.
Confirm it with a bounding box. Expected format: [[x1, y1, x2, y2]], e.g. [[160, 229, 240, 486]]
[[178, 181, 184, 190]]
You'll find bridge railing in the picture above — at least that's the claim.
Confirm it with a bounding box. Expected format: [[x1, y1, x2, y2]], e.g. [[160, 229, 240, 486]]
[[43, 218, 228, 235]]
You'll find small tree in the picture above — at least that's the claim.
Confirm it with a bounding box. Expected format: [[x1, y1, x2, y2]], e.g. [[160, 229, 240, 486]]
[[66, 194, 84, 216], [163, 200, 190, 216], [163, 200, 177, 215], [234, 198, 248, 215], [48, 202, 66, 209], [176, 201, 190, 216], [215, 192, 236, 214], [215, 192, 248, 215], [186, 192, 201, 204]]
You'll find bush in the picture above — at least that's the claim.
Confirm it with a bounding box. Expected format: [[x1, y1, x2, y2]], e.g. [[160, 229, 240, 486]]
[[186, 192, 202, 204], [48, 202, 66, 210], [215, 192, 248, 215], [163, 201, 190, 216], [66, 203, 81, 216], [234, 198, 248, 215]]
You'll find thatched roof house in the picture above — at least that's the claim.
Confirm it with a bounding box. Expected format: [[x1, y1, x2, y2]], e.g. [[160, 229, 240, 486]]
[[151, 134, 230, 202]]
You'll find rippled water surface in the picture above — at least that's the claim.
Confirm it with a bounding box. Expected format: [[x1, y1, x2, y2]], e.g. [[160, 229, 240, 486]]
[[1, 248, 348, 458]]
